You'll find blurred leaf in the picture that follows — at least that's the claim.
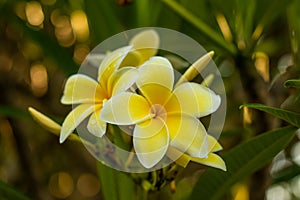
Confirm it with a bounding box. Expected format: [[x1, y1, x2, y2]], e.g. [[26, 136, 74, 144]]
[[241, 103, 300, 128], [272, 163, 300, 184], [287, 0, 300, 69], [255, 36, 289, 56], [0, 106, 30, 119], [284, 79, 300, 88], [85, 0, 124, 45], [162, 0, 237, 55], [136, 0, 163, 26], [157, 3, 183, 29], [189, 126, 297, 200], [97, 162, 135, 200], [213, 0, 256, 44], [0, 181, 31, 200], [111, 125, 131, 152], [252, 0, 292, 40]]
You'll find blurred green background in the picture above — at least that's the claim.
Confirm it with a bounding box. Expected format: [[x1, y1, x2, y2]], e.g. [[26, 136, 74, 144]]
[[1, 0, 300, 199]]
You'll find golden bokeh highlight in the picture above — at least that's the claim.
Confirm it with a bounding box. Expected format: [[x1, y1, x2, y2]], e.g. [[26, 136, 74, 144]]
[[51, 10, 75, 47], [48, 172, 74, 199], [243, 106, 252, 125], [71, 10, 90, 42], [77, 173, 100, 197], [232, 183, 249, 200], [30, 64, 48, 97], [254, 52, 270, 82], [0, 53, 13, 72], [25, 1, 44, 26], [73, 44, 90, 64], [216, 13, 232, 42]]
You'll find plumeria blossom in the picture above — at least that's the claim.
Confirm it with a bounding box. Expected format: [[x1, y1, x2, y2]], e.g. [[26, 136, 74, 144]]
[[101, 56, 222, 169], [59, 30, 159, 143], [59, 46, 138, 143]]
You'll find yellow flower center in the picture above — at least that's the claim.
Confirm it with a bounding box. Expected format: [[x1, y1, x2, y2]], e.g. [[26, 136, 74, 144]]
[[150, 104, 166, 120]]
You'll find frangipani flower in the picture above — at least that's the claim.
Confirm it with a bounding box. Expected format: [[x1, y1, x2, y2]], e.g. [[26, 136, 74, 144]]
[[101, 56, 221, 168], [59, 46, 139, 143], [32, 29, 160, 144]]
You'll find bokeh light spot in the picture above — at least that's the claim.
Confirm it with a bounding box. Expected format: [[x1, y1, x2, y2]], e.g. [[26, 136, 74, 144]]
[[77, 173, 100, 197], [70, 10, 89, 42], [48, 172, 74, 199], [30, 64, 48, 97], [25, 1, 44, 26]]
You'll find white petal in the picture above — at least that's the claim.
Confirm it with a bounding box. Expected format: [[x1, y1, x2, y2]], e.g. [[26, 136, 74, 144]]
[[101, 92, 152, 125], [60, 104, 94, 143], [133, 118, 169, 168], [173, 82, 221, 117], [108, 67, 138, 96], [61, 74, 104, 104], [166, 114, 208, 157], [137, 56, 174, 91], [97, 46, 132, 85], [129, 29, 159, 63], [87, 106, 107, 137]]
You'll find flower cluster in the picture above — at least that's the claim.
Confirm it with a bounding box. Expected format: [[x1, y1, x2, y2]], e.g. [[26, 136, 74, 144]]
[[29, 30, 226, 171]]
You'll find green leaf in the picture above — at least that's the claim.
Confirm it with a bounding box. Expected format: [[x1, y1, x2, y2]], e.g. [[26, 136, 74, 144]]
[[0, 181, 31, 200], [284, 79, 300, 88], [0, 106, 30, 119], [241, 103, 300, 128], [162, 0, 237, 55], [85, 0, 124, 45], [272, 164, 300, 184], [252, 0, 292, 40], [288, 0, 300, 69], [97, 162, 135, 200], [136, 0, 163, 26], [189, 126, 297, 200]]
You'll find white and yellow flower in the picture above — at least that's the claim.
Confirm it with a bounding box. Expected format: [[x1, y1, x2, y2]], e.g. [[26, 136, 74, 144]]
[[59, 30, 160, 143], [59, 46, 136, 143], [101, 56, 222, 168]]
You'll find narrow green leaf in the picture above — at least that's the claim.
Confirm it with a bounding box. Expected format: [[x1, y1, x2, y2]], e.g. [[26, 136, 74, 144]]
[[0, 106, 30, 119], [189, 126, 297, 200], [162, 0, 237, 55], [85, 0, 124, 45], [287, 0, 300, 69], [97, 162, 135, 200], [136, 0, 151, 26], [0, 181, 31, 200], [252, 0, 292, 40], [111, 125, 131, 152], [97, 162, 118, 200], [135, 0, 163, 26], [284, 79, 300, 88], [241, 103, 300, 128], [272, 164, 300, 184], [116, 171, 136, 200]]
